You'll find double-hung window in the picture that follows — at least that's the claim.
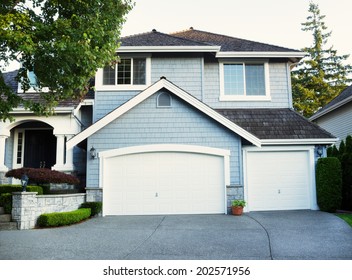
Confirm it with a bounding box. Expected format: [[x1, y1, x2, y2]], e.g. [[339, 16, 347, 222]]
[[102, 58, 148, 87], [220, 61, 270, 101]]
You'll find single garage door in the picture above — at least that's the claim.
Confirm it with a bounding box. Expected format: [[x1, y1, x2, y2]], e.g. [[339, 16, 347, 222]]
[[246, 150, 311, 211], [103, 150, 226, 215]]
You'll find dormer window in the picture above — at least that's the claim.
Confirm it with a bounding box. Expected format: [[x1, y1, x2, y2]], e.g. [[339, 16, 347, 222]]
[[219, 61, 270, 101], [103, 58, 147, 86], [157, 92, 172, 107]]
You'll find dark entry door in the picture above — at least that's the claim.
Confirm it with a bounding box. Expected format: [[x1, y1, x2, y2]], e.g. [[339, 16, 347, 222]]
[[24, 130, 57, 168]]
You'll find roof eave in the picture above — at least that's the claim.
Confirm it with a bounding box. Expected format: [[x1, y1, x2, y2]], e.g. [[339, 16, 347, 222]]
[[216, 51, 307, 61], [117, 46, 221, 53], [261, 138, 338, 145], [10, 107, 74, 114]]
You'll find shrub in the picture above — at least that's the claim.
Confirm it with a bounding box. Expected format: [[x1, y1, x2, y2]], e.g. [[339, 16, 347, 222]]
[[316, 157, 342, 212], [37, 208, 91, 227], [341, 153, 352, 210], [0, 193, 12, 214], [80, 202, 102, 216], [0, 185, 43, 195], [5, 168, 79, 185]]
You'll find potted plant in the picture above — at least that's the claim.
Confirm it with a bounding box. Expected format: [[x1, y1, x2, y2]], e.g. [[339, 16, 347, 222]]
[[231, 199, 246, 216]]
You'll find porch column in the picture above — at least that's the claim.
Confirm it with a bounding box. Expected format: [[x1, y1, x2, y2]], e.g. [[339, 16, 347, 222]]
[[0, 135, 9, 172], [63, 135, 75, 171], [52, 134, 65, 170]]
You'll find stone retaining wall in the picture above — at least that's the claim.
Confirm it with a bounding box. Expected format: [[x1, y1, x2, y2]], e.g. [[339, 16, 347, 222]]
[[12, 192, 86, 230]]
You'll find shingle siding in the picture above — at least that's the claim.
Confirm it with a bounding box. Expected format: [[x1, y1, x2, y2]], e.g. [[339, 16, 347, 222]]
[[87, 90, 242, 188], [315, 102, 352, 146]]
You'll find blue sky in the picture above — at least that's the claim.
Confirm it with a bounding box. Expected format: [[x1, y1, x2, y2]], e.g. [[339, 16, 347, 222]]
[[122, 0, 352, 64]]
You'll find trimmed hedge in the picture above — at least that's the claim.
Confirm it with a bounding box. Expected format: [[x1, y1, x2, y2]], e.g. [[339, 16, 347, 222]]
[[0, 185, 43, 195], [80, 202, 102, 217], [316, 157, 342, 212], [0, 193, 12, 214], [37, 208, 91, 227]]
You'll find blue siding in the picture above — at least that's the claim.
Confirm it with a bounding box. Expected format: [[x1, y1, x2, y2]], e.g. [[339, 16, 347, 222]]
[[87, 89, 242, 188]]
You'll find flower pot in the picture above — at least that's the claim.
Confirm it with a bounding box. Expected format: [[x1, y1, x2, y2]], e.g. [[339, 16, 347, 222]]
[[232, 206, 243, 216]]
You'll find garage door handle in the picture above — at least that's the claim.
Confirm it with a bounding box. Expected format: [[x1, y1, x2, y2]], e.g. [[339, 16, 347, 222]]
[[155, 192, 158, 197], [278, 189, 281, 194]]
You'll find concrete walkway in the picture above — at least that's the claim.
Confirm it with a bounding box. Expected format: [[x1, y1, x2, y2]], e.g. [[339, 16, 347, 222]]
[[0, 210, 351, 260]]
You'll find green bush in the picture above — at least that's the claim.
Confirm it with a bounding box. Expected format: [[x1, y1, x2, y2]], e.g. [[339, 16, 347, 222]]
[[37, 208, 91, 227], [0, 193, 12, 214], [316, 157, 342, 212], [341, 153, 352, 210], [0, 185, 43, 195], [80, 202, 102, 216]]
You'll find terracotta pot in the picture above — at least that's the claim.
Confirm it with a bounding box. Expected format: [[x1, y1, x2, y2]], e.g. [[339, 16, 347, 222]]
[[232, 206, 243, 216]]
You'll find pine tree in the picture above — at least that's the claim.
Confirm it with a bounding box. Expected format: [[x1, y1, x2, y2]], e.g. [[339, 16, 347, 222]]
[[292, 2, 352, 117]]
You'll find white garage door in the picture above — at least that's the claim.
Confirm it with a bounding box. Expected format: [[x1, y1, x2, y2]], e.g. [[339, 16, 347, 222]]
[[246, 150, 311, 211], [103, 150, 226, 215]]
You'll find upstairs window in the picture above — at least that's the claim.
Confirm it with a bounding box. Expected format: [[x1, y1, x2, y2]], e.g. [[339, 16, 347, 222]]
[[220, 61, 270, 101], [103, 58, 146, 86]]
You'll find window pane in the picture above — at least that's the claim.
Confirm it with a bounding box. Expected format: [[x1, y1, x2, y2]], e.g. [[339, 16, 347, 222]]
[[103, 65, 116, 85], [117, 59, 131, 84], [224, 64, 244, 95], [28, 71, 38, 87], [245, 64, 265, 96], [133, 58, 146, 85]]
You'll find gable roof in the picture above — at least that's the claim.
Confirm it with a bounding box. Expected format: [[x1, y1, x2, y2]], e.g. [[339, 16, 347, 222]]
[[310, 85, 352, 121], [216, 108, 337, 145], [118, 28, 305, 61], [66, 78, 262, 149]]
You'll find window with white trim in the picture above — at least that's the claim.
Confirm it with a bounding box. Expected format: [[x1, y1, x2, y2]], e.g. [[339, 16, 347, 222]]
[[220, 61, 270, 101], [103, 58, 146, 86]]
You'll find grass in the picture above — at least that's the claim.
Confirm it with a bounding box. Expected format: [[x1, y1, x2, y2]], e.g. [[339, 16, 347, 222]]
[[335, 213, 352, 227]]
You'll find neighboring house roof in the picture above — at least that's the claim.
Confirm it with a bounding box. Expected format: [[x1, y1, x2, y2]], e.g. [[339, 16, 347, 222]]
[[2, 69, 18, 93], [118, 28, 305, 61], [310, 85, 352, 121], [216, 108, 336, 145], [66, 78, 262, 149]]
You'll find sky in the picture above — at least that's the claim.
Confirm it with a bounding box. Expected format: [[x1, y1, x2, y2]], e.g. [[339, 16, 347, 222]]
[[4, 0, 352, 71], [121, 0, 352, 64]]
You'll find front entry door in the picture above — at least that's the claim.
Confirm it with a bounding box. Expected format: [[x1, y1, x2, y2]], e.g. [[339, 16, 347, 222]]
[[24, 130, 57, 168]]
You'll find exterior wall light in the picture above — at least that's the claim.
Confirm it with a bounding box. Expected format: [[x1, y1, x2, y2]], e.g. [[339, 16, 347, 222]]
[[316, 145, 324, 157], [90, 146, 97, 159]]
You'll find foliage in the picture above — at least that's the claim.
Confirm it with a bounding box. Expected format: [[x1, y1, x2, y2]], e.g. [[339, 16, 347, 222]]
[[0, 184, 43, 194], [0, 193, 12, 214], [316, 157, 342, 212], [335, 213, 352, 228], [231, 200, 246, 207], [5, 168, 79, 185], [37, 208, 91, 227], [292, 2, 352, 117], [80, 202, 102, 217], [0, 0, 133, 121]]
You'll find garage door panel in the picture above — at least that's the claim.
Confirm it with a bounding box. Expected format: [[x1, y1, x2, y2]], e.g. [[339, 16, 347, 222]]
[[247, 150, 311, 211], [103, 151, 225, 215]]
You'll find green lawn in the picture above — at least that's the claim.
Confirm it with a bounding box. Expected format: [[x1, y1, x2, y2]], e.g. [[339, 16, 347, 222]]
[[336, 213, 352, 227]]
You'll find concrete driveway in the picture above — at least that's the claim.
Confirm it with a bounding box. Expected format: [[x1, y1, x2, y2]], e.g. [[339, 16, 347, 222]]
[[0, 210, 351, 260]]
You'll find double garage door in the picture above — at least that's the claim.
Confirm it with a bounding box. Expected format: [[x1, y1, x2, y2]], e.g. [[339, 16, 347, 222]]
[[102, 147, 228, 215]]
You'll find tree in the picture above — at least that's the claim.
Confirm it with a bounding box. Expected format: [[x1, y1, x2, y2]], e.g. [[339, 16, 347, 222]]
[[292, 2, 352, 118], [0, 0, 133, 121]]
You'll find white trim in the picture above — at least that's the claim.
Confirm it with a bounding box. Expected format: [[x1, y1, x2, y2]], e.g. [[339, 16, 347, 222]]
[[99, 144, 231, 215], [67, 78, 262, 149], [117, 46, 221, 53], [219, 61, 271, 101], [309, 95, 352, 121], [242, 145, 318, 212], [261, 138, 338, 145], [12, 129, 25, 169], [216, 51, 307, 59]]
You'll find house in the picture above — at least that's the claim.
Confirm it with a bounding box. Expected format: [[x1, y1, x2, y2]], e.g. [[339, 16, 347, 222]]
[[310, 85, 352, 146], [1, 28, 337, 215]]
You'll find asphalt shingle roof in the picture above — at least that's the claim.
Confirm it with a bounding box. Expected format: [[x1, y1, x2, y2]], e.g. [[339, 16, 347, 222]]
[[121, 28, 301, 52], [215, 108, 335, 140]]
